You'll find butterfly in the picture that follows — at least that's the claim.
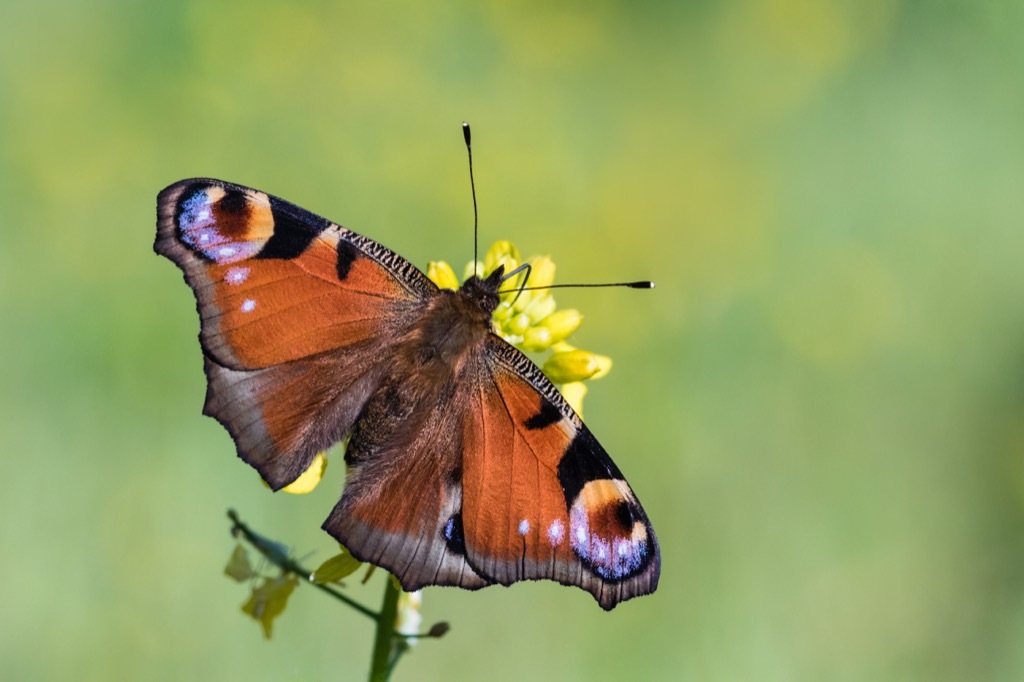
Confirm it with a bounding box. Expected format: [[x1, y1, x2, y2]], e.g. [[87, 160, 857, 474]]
[[155, 173, 660, 610]]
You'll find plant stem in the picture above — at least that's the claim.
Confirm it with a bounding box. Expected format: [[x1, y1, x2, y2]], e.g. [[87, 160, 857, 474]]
[[227, 509, 378, 620], [227, 510, 442, 680], [368, 578, 401, 682]]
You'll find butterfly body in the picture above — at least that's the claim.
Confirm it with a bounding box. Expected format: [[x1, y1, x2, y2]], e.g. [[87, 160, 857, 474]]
[[157, 178, 659, 609]]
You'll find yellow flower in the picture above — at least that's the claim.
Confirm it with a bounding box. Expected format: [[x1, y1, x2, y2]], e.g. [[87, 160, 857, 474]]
[[483, 240, 521, 278], [559, 382, 588, 417], [538, 309, 583, 344], [281, 451, 327, 494], [527, 255, 556, 289], [426, 241, 613, 414], [426, 261, 459, 290], [543, 349, 604, 383], [520, 325, 552, 352]]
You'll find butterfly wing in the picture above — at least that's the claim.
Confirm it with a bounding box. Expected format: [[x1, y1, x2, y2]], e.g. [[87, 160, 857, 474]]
[[460, 338, 660, 610], [321, 336, 493, 591], [155, 179, 437, 488]]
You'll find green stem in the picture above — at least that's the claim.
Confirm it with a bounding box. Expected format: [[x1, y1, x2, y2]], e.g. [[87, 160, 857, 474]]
[[227, 510, 378, 620], [227, 510, 442, 680], [368, 578, 401, 682]]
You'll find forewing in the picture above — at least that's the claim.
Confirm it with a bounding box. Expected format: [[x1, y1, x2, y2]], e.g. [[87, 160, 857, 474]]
[[155, 179, 437, 488], [155, 178, 434, 370]]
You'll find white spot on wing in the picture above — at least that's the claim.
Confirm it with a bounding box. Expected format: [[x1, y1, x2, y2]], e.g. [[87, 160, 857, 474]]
[[547, 519, 564, 545], [518, 519, 530, 536], [240, 299, 256, 313], [225, 267, 249, 285]]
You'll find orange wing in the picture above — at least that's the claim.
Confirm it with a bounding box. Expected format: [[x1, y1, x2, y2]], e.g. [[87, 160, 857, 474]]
[[155, 179, 436, 488], [460, 338, 660, 610]]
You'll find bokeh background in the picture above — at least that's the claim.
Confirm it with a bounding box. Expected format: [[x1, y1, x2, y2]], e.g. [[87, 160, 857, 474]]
[[2, 0, 1023, 680]]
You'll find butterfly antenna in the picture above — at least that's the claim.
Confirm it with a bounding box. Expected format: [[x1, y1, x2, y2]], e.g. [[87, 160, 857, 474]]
[[498, 280, 655, 295], [461, 122, 653, 296], [463, 121, 479, 275], [501, 262, 533, 306], [527, 281, 653, 290]]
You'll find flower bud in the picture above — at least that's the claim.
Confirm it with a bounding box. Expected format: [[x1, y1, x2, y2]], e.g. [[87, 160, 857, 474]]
[[492, 300, 514, 321], [506, 312, 531, 336], [559, 381, 588, 417], [523, 293, 556, 322], [521, 326, 552, 351], [543, 349, 602, 383], [463, 260, 483, 281], [527, 255, 556, 289], [484, 240, 520, 276], [426, 261, 459, 290], [511, 288, 535, 313], [428, 622, 451, 638], [591, 352, 613, 379], [537, 308, 582, 343]]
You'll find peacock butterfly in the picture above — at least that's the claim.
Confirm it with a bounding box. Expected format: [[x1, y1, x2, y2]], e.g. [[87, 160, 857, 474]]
[[155, 132, 660, 609]]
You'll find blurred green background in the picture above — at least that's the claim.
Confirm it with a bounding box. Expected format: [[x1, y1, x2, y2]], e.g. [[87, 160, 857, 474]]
[[2, 0, 1023, 680]]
